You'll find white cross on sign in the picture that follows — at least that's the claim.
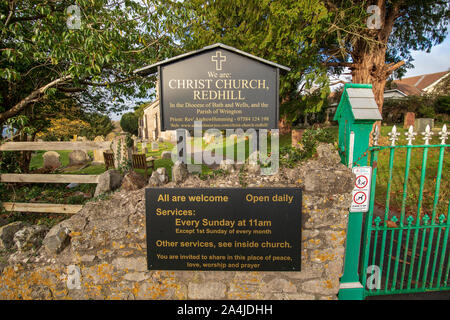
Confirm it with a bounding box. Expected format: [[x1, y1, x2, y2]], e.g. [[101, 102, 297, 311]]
[[350, 166, 372, 212], [211, 51, 227, 71]]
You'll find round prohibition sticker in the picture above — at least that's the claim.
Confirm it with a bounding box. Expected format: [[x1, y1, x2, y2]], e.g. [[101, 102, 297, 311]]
[[353, 191, 367, 205], [355, 175, 368, 189]]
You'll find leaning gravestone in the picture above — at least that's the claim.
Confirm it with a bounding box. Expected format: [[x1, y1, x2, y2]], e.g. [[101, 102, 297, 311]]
[[68, 150, 90, 166], [94, 169, 123, 197], [42, 151, 61, 169]]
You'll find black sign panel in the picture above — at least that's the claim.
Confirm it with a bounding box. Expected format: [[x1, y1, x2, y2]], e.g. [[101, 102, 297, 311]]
[[146, 188, 302, 271], [159, 48, 279, 130]]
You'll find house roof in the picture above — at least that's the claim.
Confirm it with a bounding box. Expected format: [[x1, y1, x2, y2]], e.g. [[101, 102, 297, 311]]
[[391, 82, 422, 96], [390, 71, 449, 95], [133, 43, 291, 76], [384, 89, 408, 97]]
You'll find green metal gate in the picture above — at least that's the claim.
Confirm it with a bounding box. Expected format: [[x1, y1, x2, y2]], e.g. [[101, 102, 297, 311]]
[[335, 84, 449, 299], [359, 125, 450, 297]]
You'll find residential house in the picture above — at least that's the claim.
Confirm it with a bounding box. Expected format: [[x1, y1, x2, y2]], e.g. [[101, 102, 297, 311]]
[[384, 70, 449, 99]]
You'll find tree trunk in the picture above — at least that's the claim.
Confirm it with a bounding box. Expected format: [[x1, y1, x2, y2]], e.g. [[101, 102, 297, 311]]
[[0, 75, 71, 125], [351, 41, 388, 142], [351, 41, 387, 114]]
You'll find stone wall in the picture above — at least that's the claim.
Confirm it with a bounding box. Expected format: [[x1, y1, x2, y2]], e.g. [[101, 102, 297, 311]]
[[0, 144, 354, 300]]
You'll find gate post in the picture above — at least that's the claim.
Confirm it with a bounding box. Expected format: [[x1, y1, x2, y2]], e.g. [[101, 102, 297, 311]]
[[333, 84, 382, 300]]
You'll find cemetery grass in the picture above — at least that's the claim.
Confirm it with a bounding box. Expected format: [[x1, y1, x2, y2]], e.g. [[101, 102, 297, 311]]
[[281, 125, 449, 220], [373, 124, 449, 222]]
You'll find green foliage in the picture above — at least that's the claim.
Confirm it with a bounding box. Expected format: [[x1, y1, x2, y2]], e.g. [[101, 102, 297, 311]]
[[120, 112, 138, 136], [125, 134, 134, 149], [0, 0, 180, 124], [418, 105, 436, 119], [383, 95, 449, 124], [134, 102, 151, 119], [0, 115, 36, 173], [0, 151, 23, 173], [80, 113, 114, 139], [280, 127, 335, 167], [434, 95, 450, 114], [0, 183, 95, 205]]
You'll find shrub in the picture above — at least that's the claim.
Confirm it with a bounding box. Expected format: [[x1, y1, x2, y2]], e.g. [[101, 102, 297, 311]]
[[382, 94, 449, 124], [120, 112, 138, 136], [280, 128, 334, 167]]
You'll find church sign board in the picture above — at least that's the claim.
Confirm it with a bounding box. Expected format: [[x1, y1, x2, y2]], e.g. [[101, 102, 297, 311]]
[[135, 45, 301, 273], [134, 43, 290, 130], [146, 188, 302, 271]]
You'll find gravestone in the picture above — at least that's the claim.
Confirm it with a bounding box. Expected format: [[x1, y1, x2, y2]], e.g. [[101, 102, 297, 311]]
[[42, 151, 61, 169], [403, 112, 415, 129], [151, 141, 159, 151], [414, 118, 434, 133], [69, 150, 90, 166], [161, 151, 172, 159], [141, 142, 147, 154], [92, 136, 105, 165]]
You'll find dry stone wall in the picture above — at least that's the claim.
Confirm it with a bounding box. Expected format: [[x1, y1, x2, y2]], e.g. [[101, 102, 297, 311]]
[[0, 144, 354, 300]]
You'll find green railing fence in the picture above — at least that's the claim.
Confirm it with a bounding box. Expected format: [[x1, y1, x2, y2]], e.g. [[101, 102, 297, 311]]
[[360, 124, 449, 297]]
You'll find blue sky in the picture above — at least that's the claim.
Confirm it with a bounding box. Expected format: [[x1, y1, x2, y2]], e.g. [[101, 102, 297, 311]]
[[404, 37, 450, 77]]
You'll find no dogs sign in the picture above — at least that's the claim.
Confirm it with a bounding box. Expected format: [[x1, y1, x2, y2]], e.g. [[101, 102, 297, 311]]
[[350, 166, 372, 212]]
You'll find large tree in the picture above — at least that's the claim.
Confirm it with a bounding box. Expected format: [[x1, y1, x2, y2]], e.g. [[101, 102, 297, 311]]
[[322, 0, 450, 112], [0, 0, 179, 125]]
